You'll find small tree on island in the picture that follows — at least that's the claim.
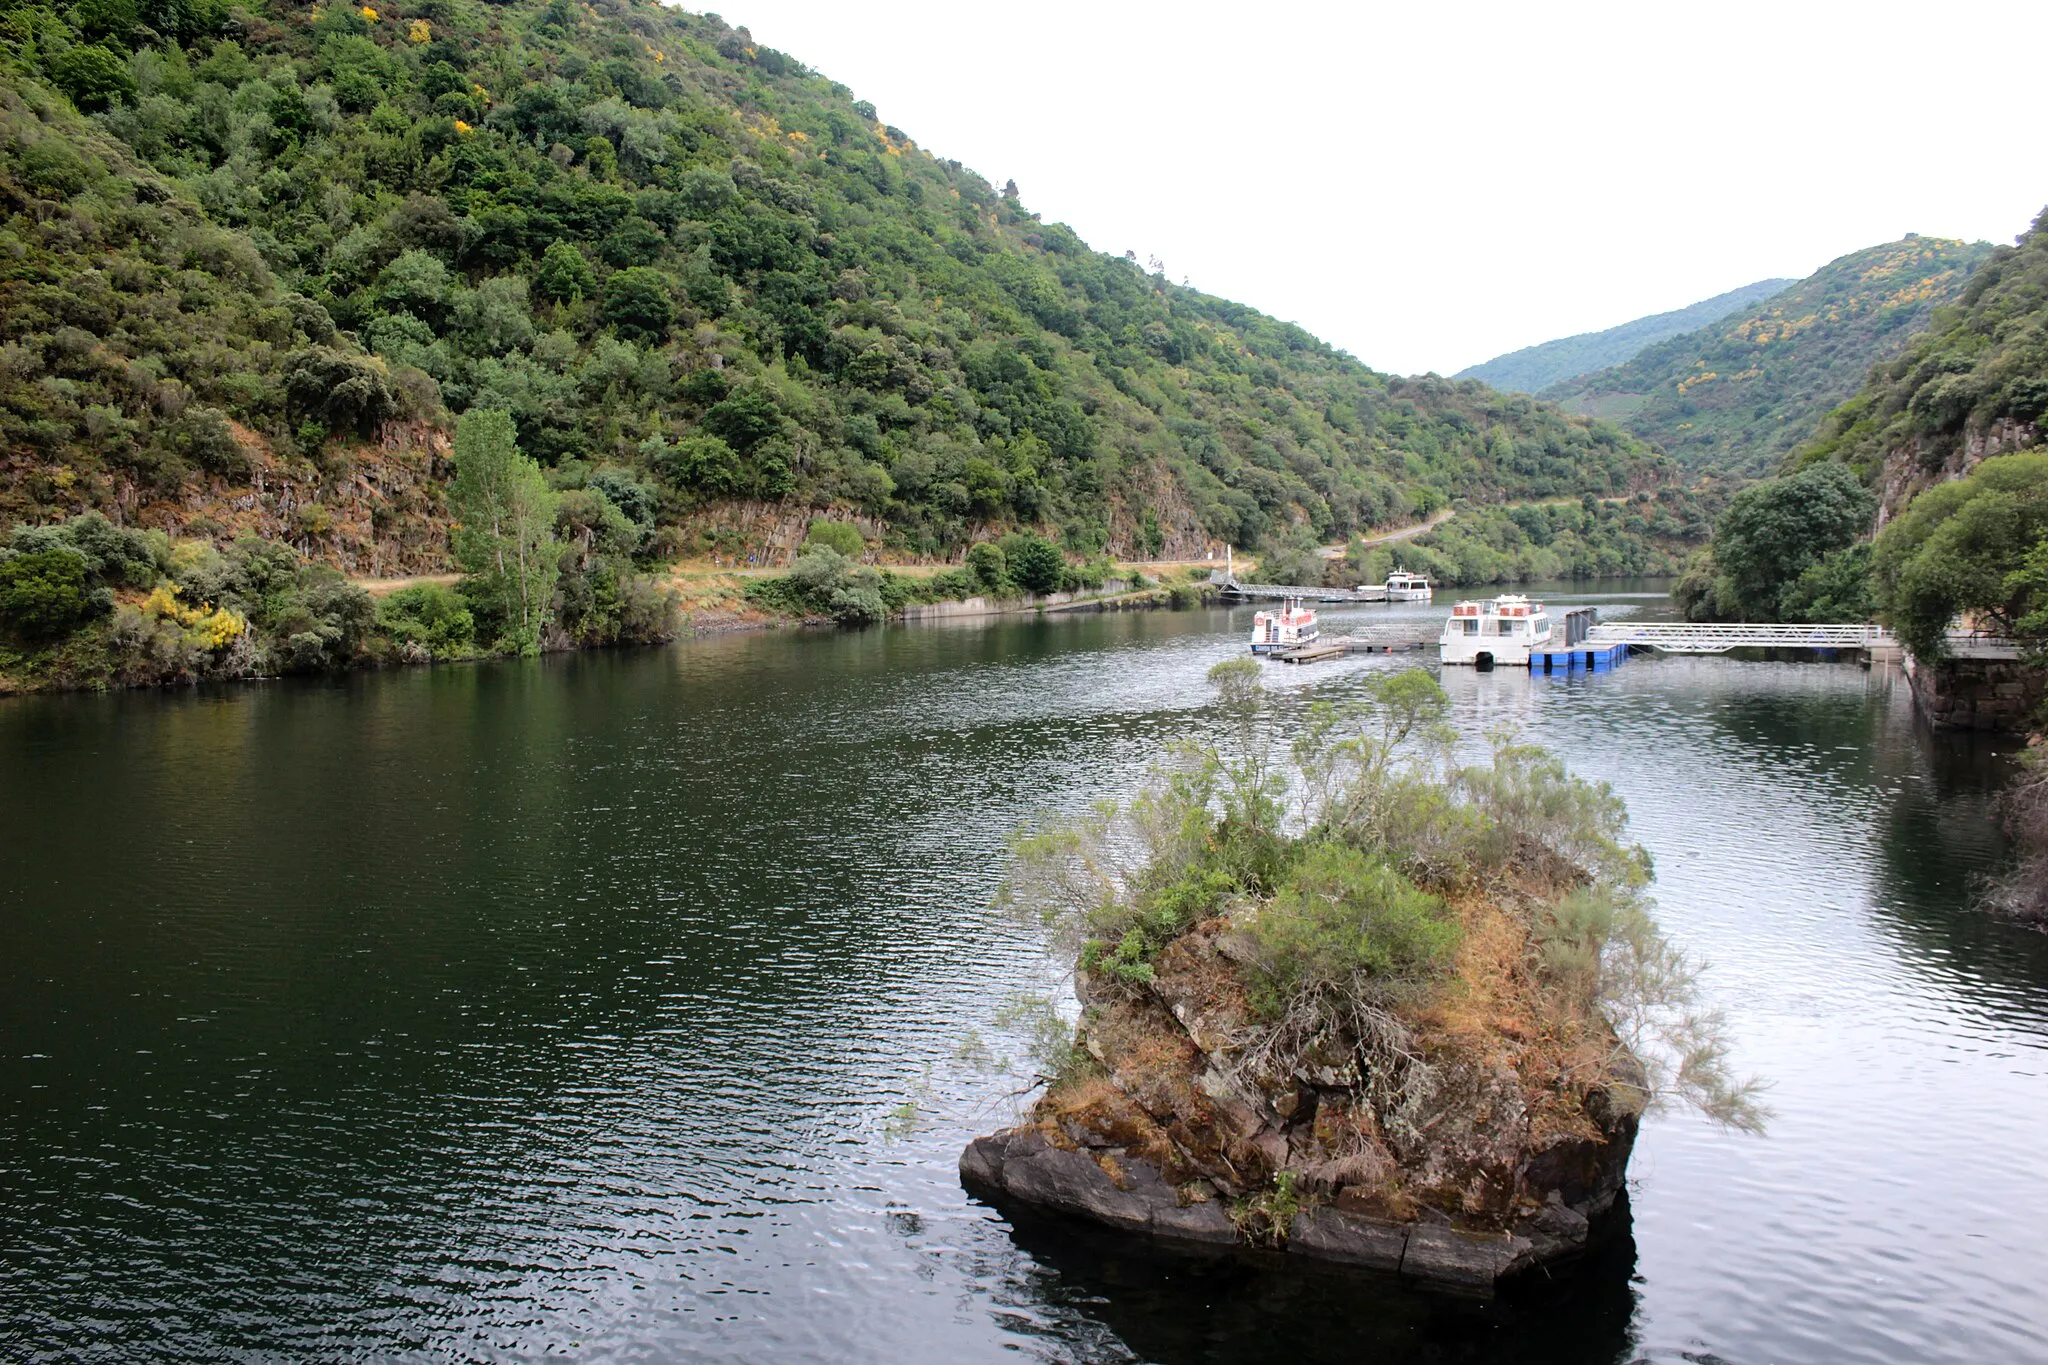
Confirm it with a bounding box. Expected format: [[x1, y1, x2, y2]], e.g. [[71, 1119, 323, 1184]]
[[450, 409, 559, 655]]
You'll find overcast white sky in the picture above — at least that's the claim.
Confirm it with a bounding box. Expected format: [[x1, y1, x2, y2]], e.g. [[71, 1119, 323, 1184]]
[[694, 0, 2048, 377]]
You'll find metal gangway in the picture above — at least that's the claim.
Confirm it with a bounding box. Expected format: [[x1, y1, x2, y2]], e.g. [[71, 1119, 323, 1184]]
[[1215, 575, 1369, 605], [1586, 621, 1897, 655]]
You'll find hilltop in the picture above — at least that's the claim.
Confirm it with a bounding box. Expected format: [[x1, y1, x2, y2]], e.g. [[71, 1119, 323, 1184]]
[[1544, 237, 1992, 476], [1455, 278, 1793, 395], [1796, 208, 2048, 520], [0, 0, 1667, 587]]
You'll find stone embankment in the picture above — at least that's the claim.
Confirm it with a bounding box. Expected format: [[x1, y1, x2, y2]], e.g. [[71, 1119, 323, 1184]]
[[1905, 653, 2048, 732]]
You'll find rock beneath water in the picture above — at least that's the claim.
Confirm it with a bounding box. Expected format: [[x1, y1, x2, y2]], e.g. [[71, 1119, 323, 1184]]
[[962, 1129, 1623, 1290], [961, 1129, 1236, 1244]]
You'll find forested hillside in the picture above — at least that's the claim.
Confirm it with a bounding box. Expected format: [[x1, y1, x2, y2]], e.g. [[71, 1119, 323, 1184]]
[[0, 0, 1666, 583], [1546, 238, 1991, 476], [1796, 208, 2048, 521], [1675, 206, 2048, 655], [1455, 278, 1791, 395]]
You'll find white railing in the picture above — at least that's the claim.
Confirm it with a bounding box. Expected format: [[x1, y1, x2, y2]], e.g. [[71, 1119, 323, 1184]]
[[1584, 622, 1896, 654]]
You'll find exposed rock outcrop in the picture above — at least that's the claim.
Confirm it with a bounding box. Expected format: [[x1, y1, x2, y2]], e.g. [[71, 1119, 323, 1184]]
[[1875, 417, 2040, 527], [961, 916, 1639, 1292]]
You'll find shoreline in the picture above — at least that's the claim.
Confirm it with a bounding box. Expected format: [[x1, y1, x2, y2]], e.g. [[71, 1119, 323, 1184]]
[[1, 573, 1682, 698]]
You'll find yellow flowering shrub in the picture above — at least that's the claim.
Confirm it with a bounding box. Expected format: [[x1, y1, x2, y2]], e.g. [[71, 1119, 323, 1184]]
[[139, 585, 246, 649], [408, 18, 430, 41], [359, 6, 378, 20]]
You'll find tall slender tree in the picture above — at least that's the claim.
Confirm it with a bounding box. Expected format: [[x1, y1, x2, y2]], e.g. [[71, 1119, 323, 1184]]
[[450, 409, 559, 653]]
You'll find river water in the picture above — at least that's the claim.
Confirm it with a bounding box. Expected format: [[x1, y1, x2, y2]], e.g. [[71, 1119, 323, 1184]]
[[4, 584, 2046, 1363]]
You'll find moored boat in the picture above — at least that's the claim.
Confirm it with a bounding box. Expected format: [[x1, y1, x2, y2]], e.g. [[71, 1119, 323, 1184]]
[[1440, 593, 1551, 667], [1251, 597, 1319, 654], [1385, 570, 1433, 602]]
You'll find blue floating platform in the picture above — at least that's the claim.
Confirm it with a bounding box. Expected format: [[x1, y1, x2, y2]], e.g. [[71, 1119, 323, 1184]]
[[1530, 642, 1632, 674]]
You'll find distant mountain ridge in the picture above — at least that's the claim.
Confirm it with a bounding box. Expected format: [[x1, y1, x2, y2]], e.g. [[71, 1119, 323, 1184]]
[[1455, 279, 1795, 393], [1543, 236, 1994, 475]]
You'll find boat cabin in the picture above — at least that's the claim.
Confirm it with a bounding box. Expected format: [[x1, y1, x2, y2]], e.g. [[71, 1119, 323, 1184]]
[[1440, 593, 1552, 667], [1251, 597, 1320, 655], [1384, 570, 1433, 602]]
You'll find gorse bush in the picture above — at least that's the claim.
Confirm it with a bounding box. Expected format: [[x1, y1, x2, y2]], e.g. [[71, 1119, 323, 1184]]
[[1243, 843, 1459, 1021]]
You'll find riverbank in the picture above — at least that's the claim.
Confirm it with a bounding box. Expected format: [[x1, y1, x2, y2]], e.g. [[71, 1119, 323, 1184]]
[[0, 549, 1223, 696]]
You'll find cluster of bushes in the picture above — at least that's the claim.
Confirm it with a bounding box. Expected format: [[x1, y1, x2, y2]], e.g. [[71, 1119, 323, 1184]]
[[744, 523, 1120, 624], [0, 409, 680, 687], [0, 511, 379, 685], [1, 0, 1665, 564], [1004, 660, 1761, 1129], [1674, 463, 1876, 624]]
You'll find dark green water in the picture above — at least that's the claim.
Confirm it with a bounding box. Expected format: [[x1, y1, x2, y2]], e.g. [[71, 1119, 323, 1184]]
[[5, 587, 2047, 1362]]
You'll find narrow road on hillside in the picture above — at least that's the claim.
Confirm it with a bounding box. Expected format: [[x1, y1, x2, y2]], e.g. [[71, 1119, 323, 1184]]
[[1320, 509, 1457, 559]]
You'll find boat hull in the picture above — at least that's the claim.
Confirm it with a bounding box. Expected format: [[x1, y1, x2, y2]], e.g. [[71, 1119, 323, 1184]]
[[1440, 632, 1550, 666], [1252, 630, 1318, 656]]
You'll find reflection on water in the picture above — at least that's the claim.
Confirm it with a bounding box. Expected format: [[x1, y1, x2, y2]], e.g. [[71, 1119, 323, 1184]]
[[3, 584, 2046, 1363]]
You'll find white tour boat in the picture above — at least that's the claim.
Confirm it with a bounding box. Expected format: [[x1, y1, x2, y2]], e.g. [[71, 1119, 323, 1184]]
[[1384, 570, 1433, 602], [1440, 593, 1552, 667], [1250, 597, 1319, 655]]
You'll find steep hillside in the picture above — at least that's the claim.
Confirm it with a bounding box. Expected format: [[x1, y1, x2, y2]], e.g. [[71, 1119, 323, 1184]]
[[1455, 278, 1792, 394], [1797, 208, 2048, 521], [0, 0, 1665, 573], [1545, 237, 1992, 476]]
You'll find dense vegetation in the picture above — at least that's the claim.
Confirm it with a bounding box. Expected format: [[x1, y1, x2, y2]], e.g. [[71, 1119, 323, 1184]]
[[0, 405, 679, 689], [1547, 238, 1992, 476], [741, 519, 1130, 624], [1005, 661, 1762, 1174], [1681, 207, 2048, 646], [1673, 463, 1876, 623], [1868, 450, 2048, 658], [1796, 208, 2048, 498], [1456, 278, 1792, 395], [1244, 488, 1720, 593], [0, 0, 1667, 594], [1374, 489, 1717, 587]]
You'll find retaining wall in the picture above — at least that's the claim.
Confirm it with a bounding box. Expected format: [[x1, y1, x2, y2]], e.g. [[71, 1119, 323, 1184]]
[[1905, 654, 2046, 732]]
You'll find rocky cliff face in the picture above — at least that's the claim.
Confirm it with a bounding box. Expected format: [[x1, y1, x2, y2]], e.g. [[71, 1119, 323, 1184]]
[[960, 914, 1639, 1291], [1875, 417, 2041, 527]]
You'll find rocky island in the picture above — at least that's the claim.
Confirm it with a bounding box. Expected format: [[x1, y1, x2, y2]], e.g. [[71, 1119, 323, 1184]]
[[963, 663, 1757, 1291]]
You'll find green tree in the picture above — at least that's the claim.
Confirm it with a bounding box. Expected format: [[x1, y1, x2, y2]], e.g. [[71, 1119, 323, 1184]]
[[1249, 529, 1327, 588], [533, 240, 596, 304], [1709, 462, 1874, 620], [449, 409, 560, 653], [999, 531, 1064, 593], [805, 519, 864, 557], [1872, 449, 2048, 658], [52, 45, 136, 109], [652, 433, 747, 495], [598, 266, 673, 342], [0, 549, 107, 640], [966, 540, 1008, 592], [701, 386, 782, 451]]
